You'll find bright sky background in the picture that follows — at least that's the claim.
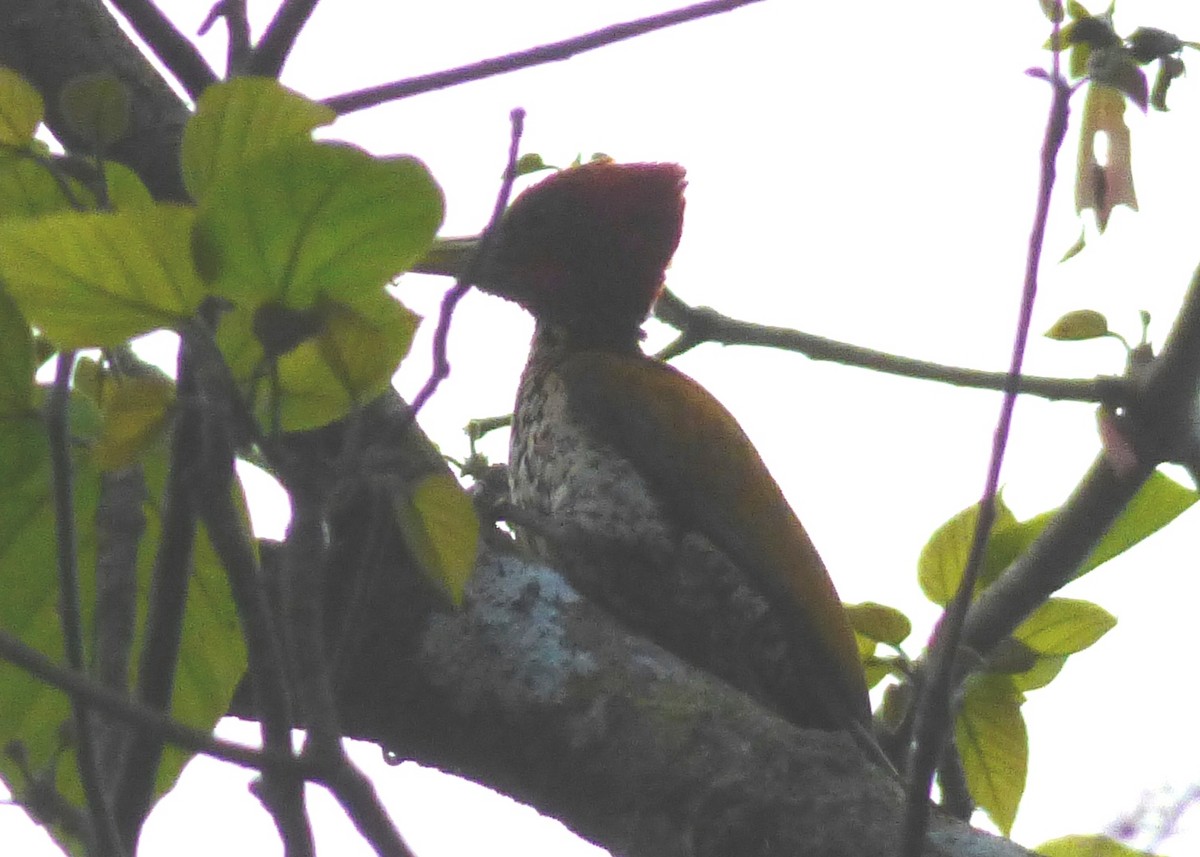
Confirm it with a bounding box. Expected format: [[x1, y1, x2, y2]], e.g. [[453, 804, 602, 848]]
[[5, 0, 1200, 854]]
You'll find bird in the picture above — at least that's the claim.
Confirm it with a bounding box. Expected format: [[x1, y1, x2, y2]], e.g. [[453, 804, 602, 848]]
[[431, 160, 874, 744]]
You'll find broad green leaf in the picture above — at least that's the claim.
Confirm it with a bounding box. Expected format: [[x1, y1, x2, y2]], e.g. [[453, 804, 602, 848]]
[[220, 290, 419, 432], [1045, 309, 1109, 341], [0, 68, 43, 146], [0, 400, 246, 852], [0, 290, 32, 414], [1076, 84, 1137, 231], [182, 77, 335, 201], [1015, 597, 1116, 655], [104, 162, 154, 211], [94, 374, 175, 471], [194, 141, 444, 308], [1082, 470, 1197, 574], [0, 150, 91, 217], [393, 472, 479, 606], [58, 72, 131, 150], [1011, 653, 1067, 691], [0, 205, 205, 347], [861, 654, 899, 690], [918, 497, 1018, 606], [1039, 834, 1163, 857], [845, 601, 912, 646], [956, 674, 1027, 835]]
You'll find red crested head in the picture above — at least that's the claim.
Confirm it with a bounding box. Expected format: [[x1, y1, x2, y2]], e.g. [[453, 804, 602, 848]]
[[484, 161, 686, 346]]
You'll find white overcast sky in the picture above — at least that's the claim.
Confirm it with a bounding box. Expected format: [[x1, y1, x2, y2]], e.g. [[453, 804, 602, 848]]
[[5, 0, 1200, 854]]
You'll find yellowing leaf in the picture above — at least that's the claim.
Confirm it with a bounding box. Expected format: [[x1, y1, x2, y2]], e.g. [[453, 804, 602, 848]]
[[1015, 597, 1116, 655], [845, 601, 912, 646], [0, 205, 204, 347], [94, 374, 175, 471], [1045, 309, 1109, 341], [393, 473, 479, 606], [58, 72, 131, 149], [1076, 84, 1137, 231], [194, 141, 444, 308], [956, 674, 1027, 835], [182, 77, 335, 201], [0, 68, 43, 146]]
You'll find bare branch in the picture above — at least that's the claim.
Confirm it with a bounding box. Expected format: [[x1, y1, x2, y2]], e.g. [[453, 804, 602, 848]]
[[249, 0, 323, 77], [903, 60, 1074, 854], [107, 0, 217, 99], [0, 628, 294, 774], [322, 0, 765, 115], [653, 288, 1118, 403], [408, 108, 526, 419]]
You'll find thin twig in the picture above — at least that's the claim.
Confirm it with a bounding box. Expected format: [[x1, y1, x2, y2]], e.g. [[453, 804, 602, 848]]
[[249, 0, 323, 77], [196, 0, 251, 76], [900, 52, 1073, 857], [187, 321, 313, 856], [48, 351, 125, 857], [322, 0, 764, 115], [653, 288, 1119, 404], [113, 338, 202, 842], [318, 762, 416, 857], [408, 108, 526, 419], [0, 628, 299, 774], [107, 0, 217, 100]]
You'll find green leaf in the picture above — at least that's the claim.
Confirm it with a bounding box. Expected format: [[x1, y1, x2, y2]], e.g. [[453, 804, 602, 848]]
[[1082, 470, 1197, 574], [58, 72, 131, 150], [104, 162, 154, 211], [392, 472, 479, 606], [0, 290, 32, 415], [1044, 309, 1109, 341], [965, 473, 1195, 590], [181, 77, 335, 202], [844, 601, 912, 646], [0, 150, 91, 217], [0, 402, 246, 852], [1010, 653, 1068, 691], [219, 290, 419, 432], [1039, 834, 1164, 857], [194, 141, 444, 308], [918, 496, 1018, 606], [0, 205, 205, 347], [94, 374, 175, 471], [956, 674, 1027, 835], [1015, 597, 1116, 655], [0, 68, 44, 147], [1060, 228, 1087, 262]]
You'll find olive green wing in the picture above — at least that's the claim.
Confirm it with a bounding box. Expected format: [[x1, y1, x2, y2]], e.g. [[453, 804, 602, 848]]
[[558, 350, 871, 728]]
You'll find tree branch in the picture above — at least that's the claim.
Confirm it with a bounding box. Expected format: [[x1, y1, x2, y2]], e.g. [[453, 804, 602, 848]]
[[322, 0, 765, 115], [248, 0, 323, 78], [653, 288, 1118, 403], [107, 0, 218, 99]]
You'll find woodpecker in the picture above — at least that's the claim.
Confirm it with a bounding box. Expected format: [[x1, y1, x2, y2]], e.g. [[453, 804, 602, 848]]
[[448, 161, 872, 738]]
